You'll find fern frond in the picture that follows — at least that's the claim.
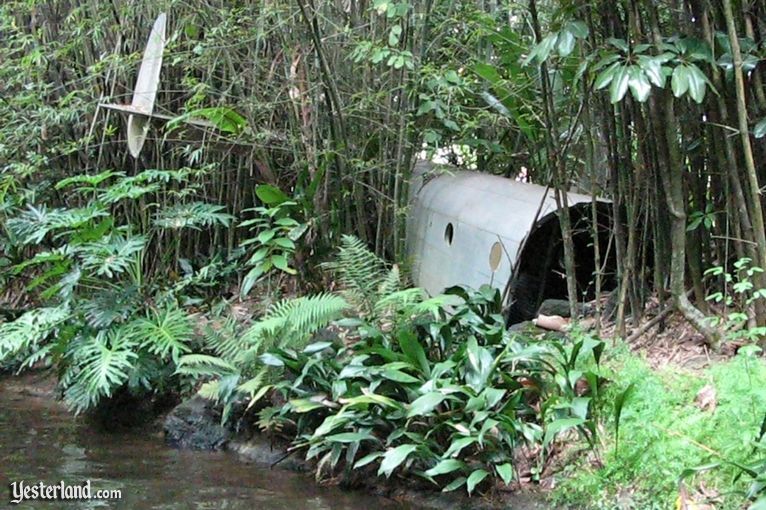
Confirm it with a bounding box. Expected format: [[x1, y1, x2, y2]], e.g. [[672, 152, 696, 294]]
[[201, 318, 243, 361], [176, 354, 238, 377], [81, 284, 140, 328], [55, 170, 124, 193], [237, 367, 269, 398], [323, 235, 389, 314], [239, 293, 349, 356], [378, 264, 403, 297], [198, 380, 221, 400]]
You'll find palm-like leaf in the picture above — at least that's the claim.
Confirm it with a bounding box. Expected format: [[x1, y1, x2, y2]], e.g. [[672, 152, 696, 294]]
[[78, 234, 146, 278], [0, 306, 69, 364], [7, 204, 107, 245], [64, 330, 138, 413], [81, 284, 141, 328], [153, 202, 234, 230], [127, 305, 194, 363]]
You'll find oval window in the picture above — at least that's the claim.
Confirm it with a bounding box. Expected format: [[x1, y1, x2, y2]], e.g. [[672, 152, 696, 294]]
[[489, 242, 503, 271], [444, 223, 454, 245]]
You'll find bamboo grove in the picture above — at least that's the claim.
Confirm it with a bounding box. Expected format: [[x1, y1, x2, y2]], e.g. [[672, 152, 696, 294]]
[[2, 0, 766, 347]]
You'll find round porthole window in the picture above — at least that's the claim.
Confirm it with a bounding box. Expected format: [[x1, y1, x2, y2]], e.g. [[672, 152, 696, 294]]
[[489, 242, 503, 271], [444, 223, 454, 245]]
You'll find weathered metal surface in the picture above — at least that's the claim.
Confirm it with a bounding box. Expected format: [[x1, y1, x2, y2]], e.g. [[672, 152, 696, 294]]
[[406, 162, 598, 296], [126, 13, 166, 158]]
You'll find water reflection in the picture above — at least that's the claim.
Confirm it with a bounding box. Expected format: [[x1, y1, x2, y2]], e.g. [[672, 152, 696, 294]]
[[0, 376, 406, 509]]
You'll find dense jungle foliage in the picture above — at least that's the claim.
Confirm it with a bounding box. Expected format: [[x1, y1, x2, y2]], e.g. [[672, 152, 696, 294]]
[[1, 0, 766, 508]]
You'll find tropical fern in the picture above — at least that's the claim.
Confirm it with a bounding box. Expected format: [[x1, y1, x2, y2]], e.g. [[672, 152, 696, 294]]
[[239, 293, 350, 356], [176, 354, 238, 378], [373, 287, 427, 317], [323, 235, 388, 313], [323, 235, 411, 316], [60, 303, 194, 412], [202, 316, 244, 361]]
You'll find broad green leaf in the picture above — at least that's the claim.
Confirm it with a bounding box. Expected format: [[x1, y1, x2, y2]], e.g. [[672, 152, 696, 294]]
[[608, 37, 629, 53], [543, 417, 585, 447], [273, 238, 296, 250], [482, 387, 506, 408], [354, 451, 384, 469], [303, 341, 333, 354], [381, 368, 420, 384], [442, 476, 467, 492], [474, 63, 501, 84], [637, 55, 665, 87], [465, 337, 494, 392], [571, 396, 591, 420], [594, 61, 620, 90], [259, 352, 284, 366], [167, 107, 247, 134], [408, 391, 446, 417], [240, 266, 264, 297], [313, 413, 350, 437], [398, 329, 430, 375], [424, 459, 465, 477], [257, 230, 276, 244], [536, 33, 558, 63], [609, 65, 630, 103], [523, 33, 557, 65], [444, 436, 476, 458], [496, 463, 514, 485], [289, 398, 325, 413], [614, 382, 635, 451], [248, 246, 269, 264], [378, 444, 418, 477], [325, 431, 378, 443], [255, 184, 289, 205], [754, 118, 766, 138], [557, 30, 575, 57], [686, 64, 708, 103], [271, 254, 289, 271], [627, 66, 652, 102], [567, 21, 589, 39], [671, 65, 690, 98], [466, 469, 489, 495], [341, 393, 403, 410]]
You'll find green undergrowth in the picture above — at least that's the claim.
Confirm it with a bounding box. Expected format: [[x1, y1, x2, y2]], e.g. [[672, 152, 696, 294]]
[[552, 342, 766, 510]]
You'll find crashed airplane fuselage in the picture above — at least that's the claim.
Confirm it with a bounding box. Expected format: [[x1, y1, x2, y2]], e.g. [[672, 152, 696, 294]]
[[406, 162, 614, 323]]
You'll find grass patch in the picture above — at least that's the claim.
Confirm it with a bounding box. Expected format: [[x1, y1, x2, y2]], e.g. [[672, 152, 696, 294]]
[[551, 342, 766, 509]]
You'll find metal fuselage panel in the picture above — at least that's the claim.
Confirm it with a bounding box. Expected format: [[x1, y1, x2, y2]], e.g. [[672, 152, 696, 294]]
[[406, 165, 595, 296]]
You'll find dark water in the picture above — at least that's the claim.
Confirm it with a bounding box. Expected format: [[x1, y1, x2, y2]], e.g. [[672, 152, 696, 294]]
[[0, 374, 407, 509]]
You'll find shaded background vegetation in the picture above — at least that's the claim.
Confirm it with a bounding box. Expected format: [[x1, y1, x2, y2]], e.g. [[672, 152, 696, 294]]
[[3, 0, 766, 343], [3, 1, 766, 508]]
